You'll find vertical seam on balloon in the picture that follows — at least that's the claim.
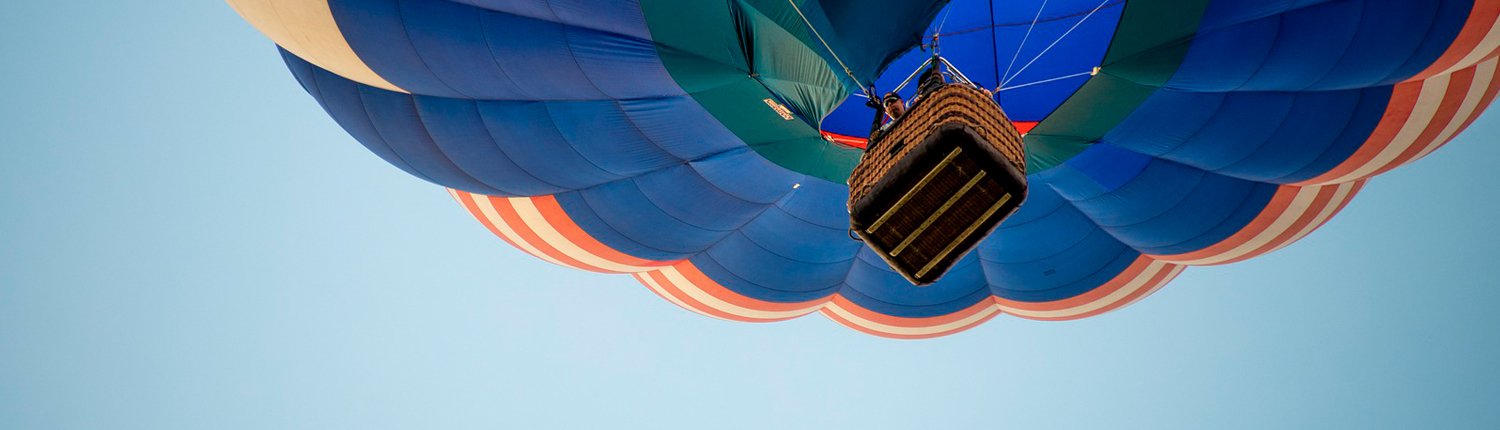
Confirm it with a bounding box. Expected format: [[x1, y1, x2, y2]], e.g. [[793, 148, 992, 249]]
[[1150, 184, 1301, 264], [464, 99, 570, 193], [345, 78, 444, 186], [405, 95, 513, 195], [541, 0, 612, 99], [388, 2, 471, 98], [536, 102, 628, 180], [528, 196, 672, 269], [471, 9, 532, 100], [508, 197, 660, 273]]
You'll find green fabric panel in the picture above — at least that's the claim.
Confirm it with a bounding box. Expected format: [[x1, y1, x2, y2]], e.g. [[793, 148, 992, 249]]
[[640, 0, 946, 183], [735, 0, 849, 129], [641, 0, 858, 182], [1024, 0, 1210, 172]]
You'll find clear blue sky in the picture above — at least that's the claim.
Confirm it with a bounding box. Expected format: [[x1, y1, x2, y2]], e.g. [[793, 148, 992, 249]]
[[4, 1, 1500, 429]]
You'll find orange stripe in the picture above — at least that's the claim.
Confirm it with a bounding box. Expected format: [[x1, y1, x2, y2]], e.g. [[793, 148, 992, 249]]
[[527, 195, 670, 269], [450, 190, 525, 251], [1301, 81, 1426, 184], [819, 307, 998, 339], [822, 294, 997, 328], [1368, 67, 1477, 176], [992, 256, 1156, 312], [631, 272, 719, 317], [1212, 185, 1341, 266], [641, 270, 758, 322], [1405, 56, 1500, 162], [1413, 0, 1500, 79], [485, 196, 612, 273], [1025, 263, 1182, 321], [1158, 185, 1302, 262], [669, 262, 824, 313]]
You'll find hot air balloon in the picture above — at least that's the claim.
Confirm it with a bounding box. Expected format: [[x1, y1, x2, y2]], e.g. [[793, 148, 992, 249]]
[[229, 0, 1500, 338]]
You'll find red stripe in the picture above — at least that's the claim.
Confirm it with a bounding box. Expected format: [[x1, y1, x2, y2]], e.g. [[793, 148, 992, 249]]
[[1155, 185, 1303, 263], [483, 196, 614, 273], [1368, 66, 1477, 177], [1401, 56, 1500, 164], [1212, 185, 1342, 266], [820, 296, 1000, 339], [1413, 0, 1500, 80], [1299, 80, 1426, 185], [669, 262, 824, 314], [450, 191, 523, 250], [993, 256, 1159, 313], [1024, 264, 1182, 321], [527, 195, 669, 270]]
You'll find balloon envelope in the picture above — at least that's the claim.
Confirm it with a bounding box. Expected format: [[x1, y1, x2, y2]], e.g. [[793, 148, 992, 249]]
[[232, 0, 1500, 338]]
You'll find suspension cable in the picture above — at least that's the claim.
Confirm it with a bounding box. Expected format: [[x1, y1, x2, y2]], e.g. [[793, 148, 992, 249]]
[[995, 69, 1095, 92], [1001, 0, 1049, 84], [999, 0, 1112, 88], [785, 0, 872, 96]]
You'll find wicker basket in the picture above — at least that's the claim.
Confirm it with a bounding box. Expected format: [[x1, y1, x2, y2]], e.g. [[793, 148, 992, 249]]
[[848, 84, 1027, 285]]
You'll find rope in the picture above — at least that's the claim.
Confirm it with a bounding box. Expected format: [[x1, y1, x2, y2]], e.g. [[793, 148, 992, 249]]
[[785, 0, 871, 96], [1000, 0, 1049, 84], [995, 70, 1094, 92], [999, 0, 1112, 88]]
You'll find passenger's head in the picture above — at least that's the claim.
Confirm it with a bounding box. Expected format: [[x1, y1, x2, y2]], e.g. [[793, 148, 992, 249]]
[[882, 92, 906, 119]]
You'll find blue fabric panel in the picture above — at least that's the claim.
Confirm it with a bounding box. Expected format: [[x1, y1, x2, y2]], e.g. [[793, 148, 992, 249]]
[[1170, 0, 1469, 91], [283, 50, 748, 196], [819, 0, 1124, 137], [687, 253, 842, 303], [1102, 87, 1391, 183], [274, 0, 1485, 323], [1043, 152, 1279, 254], [840, 248, 992, 318], [447, 0, 654, 41], [284, 50, 445, 187], [567, 175, 737, 257], [979, 183, 1142, 302], [327, 0, 681, 100], [551, 190, 694, 262]]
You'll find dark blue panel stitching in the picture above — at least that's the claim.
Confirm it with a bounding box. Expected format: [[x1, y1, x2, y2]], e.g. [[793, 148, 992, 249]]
[[466, 99, 570, 192], [392, 1, 472, 98], [474, 8, 532, 99]]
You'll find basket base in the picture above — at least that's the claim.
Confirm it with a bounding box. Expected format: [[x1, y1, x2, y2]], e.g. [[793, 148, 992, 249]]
[[850, 124, 1027, 285]]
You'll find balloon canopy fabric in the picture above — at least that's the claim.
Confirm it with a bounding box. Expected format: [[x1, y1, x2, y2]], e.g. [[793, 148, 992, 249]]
[[232, 0, 1500, 338]]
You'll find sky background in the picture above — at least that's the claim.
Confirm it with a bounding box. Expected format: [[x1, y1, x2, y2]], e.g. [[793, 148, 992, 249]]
[[4, 1, 1500, 429]]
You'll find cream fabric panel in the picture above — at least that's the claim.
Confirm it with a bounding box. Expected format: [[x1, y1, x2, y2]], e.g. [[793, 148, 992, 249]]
[[226, 0, 405, 92]]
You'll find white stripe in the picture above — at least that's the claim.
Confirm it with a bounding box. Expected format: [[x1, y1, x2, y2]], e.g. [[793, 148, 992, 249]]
[[824, 302, 1000, 337], [226, 0, 402, 92], [1328, 73, 1452, 184], [508, 197, 658, 273], [1116, 265, 1187, 310], [1162, 186, 1323, 266], [1443, 15, 1500, 76], [1264, 182, 1359, 255], [657, 266, 822, 320], [998, 260, 1173, 319], [1412, 58, 1500, 162], [633, 272, 727, 321], [469, 195, 575, 268]]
